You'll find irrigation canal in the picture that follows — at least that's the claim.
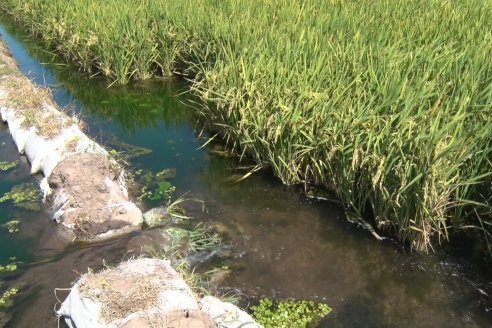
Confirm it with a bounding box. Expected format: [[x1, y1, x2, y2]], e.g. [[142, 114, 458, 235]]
[[0, 19, 491, 328]]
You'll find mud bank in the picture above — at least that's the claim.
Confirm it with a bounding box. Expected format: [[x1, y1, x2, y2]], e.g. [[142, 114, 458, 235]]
[[0, 39, 143, 240]]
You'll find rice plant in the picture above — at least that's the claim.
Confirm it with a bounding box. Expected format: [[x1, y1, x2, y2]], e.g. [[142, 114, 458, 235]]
[[1, 0, 492, 254]]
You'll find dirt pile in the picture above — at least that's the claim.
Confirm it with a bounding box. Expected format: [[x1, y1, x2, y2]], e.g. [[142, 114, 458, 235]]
[[48, 154, 142, 240]]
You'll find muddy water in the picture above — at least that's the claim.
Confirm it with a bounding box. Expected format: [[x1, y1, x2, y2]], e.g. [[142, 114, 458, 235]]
[[0, 20, 491, 328]]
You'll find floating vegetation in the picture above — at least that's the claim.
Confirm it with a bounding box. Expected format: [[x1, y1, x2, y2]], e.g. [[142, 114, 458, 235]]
[[0, 183, 41, 211], [0, 258, 17, 273], [251, 298, 331, 328], [156, 168, 176, 180], [133, 167, 177, 203], [149, 181, 174, 201], [0, 161, 17, 172], [108, 141, 152, 162], [139, 182, 176, 202], [137, 168, 176, 185], [1, 220, 20, 233], [0, 288, 18, 308]]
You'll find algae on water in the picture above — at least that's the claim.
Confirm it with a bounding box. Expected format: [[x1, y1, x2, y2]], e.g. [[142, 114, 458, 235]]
[[1, 220, 19, 233], [0, 288, 18, 308], [108, 142, 152, 162], [0, 263, 17, 273], [0, 183, 42, 211], [156, 168, 176, 180], [0, 161, 17, 172]]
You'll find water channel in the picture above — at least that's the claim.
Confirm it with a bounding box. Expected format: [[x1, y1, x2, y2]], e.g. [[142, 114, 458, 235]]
[[0, 19, 491, 328]]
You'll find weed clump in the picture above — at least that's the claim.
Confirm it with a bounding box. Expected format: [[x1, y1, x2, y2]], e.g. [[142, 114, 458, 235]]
[[0, 161, 17, 171], [0, 183, 41, 211], [251, 298, 331, 328], [1, 220, 20, 233], [0, 259, 17, 273], [0, 288, 18, 308]]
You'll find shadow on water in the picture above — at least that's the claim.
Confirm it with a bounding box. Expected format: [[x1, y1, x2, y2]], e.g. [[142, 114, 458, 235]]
[[0, 17, 491, 328]]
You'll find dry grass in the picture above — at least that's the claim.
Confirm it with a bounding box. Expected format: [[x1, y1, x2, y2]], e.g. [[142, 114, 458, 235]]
[[78, 270, 160, 323], [0, 73, 75, 138], [0, 40, 75, 138], [65, 135, 80, 152], [0, 41, 18, 70]]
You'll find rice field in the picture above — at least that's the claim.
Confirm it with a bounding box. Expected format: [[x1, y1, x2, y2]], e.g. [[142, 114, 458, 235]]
[[1, 0, 492, 255]]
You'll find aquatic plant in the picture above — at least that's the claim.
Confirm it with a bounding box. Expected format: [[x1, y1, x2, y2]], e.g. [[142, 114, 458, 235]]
[[164, 223, 221, 256], [108, 142, 152, 163], [156, 168, 176, 180], [251, 298, 331, 328], [1, 0, 492, 254], [1, 220, 20, 233], [0, 261, 17, 273], [0, 183, 41, 211], [0, 161, 17, 171], [149, 182, 174, 201], [133, 168, 176, 203], [0, 288, 18, 307]]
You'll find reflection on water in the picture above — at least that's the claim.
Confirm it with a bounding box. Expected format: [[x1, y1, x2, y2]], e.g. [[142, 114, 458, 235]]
[[0, 17, 491, 328]]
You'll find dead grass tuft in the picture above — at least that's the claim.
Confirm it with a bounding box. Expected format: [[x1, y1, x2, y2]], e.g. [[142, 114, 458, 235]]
[[0, 41, 18, 70], [0, 75, 75, 137], [0, 40, 76, 138], [79, 269, 161, 323], [72, 215, 94, 239]]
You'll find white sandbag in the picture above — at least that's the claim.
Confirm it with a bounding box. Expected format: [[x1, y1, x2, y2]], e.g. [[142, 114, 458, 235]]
[[0, 107, 32, 153], [10, 126, 33, 154], [57, 259, 261, 328], [39, 177, 51, 199], [0, 105, 9, 121], [57, 259, 201, 328], [200, 296, 263, 328], [24, 132, 49, 174], [58, 286, 107, 328]]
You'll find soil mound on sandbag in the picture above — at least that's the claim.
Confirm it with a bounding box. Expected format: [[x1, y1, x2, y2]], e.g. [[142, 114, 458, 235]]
[[47, 153, 142, 240]]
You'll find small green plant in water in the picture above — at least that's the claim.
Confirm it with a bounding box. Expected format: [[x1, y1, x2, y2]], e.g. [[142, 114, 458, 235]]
[[156, 168, 176, 180], [0, 161, 17, 171], [1, 220, 20, 233], [139, 181, 175, 202], [251, 298, 331, 328], [0, 288, 18, 307], [108, 142, 152, 163], [165, 223, 221, 256], [0, 258, 18, 273], [0, 183, 41, 211], [149, 181, 175, 201]]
